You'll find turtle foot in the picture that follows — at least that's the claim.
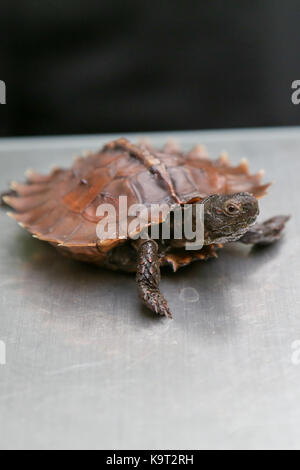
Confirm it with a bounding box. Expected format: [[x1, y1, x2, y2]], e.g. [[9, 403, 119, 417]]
[[142, 288, 173, 319], [239, 215, 290, 246]]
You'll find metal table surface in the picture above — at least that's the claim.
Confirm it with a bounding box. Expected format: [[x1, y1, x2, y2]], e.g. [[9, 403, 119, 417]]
[[0, 127, 299, 450]]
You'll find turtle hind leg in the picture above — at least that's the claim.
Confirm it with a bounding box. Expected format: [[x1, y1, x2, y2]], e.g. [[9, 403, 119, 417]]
[[239, 215, 290, 246], [136, 239, 172, 318]]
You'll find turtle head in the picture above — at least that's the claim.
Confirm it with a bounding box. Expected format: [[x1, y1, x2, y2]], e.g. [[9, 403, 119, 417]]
[[202, 192, 259, 244]]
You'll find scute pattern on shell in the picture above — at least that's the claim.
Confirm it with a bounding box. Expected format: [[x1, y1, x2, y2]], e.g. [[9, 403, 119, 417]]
[[5, 139, 270, 264]]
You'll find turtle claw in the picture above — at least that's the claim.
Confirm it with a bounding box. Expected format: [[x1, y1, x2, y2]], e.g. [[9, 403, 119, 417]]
[[148, 292, 173, 319], [0, 190, 17, 207]]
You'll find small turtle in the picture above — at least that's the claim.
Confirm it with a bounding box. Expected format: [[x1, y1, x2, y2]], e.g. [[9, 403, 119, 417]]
[[1, 138, 289, 318]]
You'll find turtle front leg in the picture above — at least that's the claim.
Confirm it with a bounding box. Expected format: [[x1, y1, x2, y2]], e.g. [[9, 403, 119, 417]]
[[239, 215, 290, 246], [135, 238, 172, 318]]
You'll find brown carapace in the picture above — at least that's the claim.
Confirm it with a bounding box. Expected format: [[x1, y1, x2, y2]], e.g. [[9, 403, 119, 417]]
[[1, 138, 289, 318]]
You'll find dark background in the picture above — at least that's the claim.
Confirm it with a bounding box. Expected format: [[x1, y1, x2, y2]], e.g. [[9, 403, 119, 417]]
[[0, 0, 300, 137]]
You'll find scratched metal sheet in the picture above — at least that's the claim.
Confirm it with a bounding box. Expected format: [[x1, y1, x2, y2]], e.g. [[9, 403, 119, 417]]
[[0, 128, 299, 450]]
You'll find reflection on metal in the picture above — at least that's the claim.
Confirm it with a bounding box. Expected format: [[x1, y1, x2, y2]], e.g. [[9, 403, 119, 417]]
[[179, 287, 200, 303]]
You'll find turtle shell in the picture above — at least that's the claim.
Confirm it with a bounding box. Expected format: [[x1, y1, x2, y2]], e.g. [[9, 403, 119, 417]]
[[5, 138, 269, 268]]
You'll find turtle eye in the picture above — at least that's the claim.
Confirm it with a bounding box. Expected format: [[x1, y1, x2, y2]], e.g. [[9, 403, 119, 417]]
[[224, 202, 240, 215]]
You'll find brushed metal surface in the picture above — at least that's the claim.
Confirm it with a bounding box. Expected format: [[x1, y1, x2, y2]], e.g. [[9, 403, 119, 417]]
[[0, 128, 299, 450]]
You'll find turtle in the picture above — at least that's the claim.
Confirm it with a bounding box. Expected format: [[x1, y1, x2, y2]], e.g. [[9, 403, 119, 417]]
[[0, 137, 289, 318]]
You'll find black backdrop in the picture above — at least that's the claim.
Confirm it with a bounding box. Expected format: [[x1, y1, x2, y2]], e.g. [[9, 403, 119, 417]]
[[0, 0, 300, 137]]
